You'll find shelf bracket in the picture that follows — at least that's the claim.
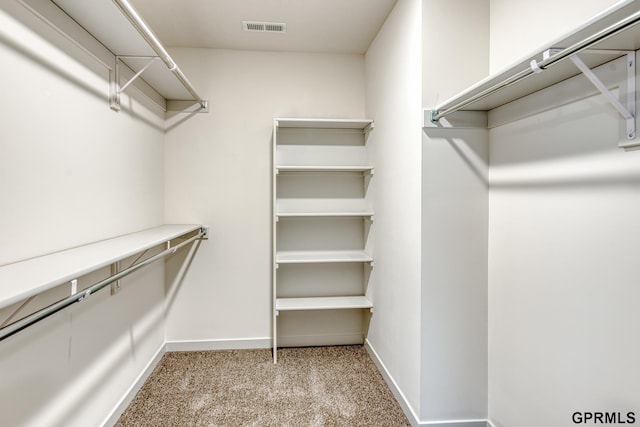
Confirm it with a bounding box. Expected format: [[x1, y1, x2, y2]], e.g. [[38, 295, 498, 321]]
[[548, 48, 636, 143], [110, 262, 121, 295], [109, 56, 209, 114], [110, 56, 159, 112]]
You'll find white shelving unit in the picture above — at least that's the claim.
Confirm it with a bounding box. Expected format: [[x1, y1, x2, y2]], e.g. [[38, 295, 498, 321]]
[[272, 118, 374, 362]]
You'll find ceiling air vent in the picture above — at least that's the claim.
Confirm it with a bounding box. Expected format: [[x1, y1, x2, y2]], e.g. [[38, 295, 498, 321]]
[[242, 21, 287, 33]]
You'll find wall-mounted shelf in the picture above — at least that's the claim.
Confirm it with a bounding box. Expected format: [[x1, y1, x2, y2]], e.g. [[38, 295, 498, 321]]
[[19, 0, 208, 113], [0, 224, 203, 311], [276, 211, 374, 219], [276, 296, 373, 312], [276, 250, 373, 264], [276, 118, 374, 132], [0, 224, 206, 341], [426, 0, 640, 146], [276, 166, 374, 173]]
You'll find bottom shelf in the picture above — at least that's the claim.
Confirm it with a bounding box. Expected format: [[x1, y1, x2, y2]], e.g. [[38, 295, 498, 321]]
[[276, 296, 373, 312]]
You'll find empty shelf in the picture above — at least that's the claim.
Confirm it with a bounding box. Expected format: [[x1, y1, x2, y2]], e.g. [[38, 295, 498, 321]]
[[21, 0, 207, 110], [429, 0, 640, 118], [276, 211, 374, 218], [0, 224, 202, 310], [276, 165, 374, 173], [275, 118, 373, 131], [275, 250, 373, 264], [276, 296, 373, 311]]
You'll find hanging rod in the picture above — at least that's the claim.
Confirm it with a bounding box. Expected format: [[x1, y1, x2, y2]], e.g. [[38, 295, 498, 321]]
[[111, 0, 208, 111], [0, 228, 206, 342], [430, 9, 640, 123]]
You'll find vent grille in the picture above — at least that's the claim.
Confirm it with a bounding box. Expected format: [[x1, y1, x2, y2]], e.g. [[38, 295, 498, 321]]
[[242, 21, 287, 33]]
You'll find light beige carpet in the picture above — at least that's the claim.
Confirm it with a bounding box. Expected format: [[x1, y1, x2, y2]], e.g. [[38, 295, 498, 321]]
[[116, 345, 410, 426]]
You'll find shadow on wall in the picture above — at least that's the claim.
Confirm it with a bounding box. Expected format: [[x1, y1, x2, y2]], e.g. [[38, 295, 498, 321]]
[[0, 263, 166, 427], [165, 239, 203, 315], [422, 127, 489, 188], [0, 4, 165, 132]]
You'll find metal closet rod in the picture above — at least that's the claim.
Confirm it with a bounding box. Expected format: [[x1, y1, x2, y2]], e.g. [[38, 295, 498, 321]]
[[0, 229, 205, 342], [112, 0, 208, 110], [431, 9, 640, 123]]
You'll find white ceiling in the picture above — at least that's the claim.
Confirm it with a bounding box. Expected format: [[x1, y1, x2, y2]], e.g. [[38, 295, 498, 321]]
[[128, 0, 398, 54]]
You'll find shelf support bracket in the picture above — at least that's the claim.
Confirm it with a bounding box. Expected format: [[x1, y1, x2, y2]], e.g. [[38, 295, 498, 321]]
[[562, 50, 636, 143], [110, 56, 159, 112], [110, 262, 121, 295]]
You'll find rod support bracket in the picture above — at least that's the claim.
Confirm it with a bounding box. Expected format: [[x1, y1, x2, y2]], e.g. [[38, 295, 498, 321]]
[[110, 262, 121, 295], [110, 56, 159, 112], [78, 289, 92, 303], [430, 109, 441, 124], [564, 50, 636, 143]]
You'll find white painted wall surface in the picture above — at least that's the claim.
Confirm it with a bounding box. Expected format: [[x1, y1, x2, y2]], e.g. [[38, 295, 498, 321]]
[[421, 123, 489, 423], [488, 52, 640, 427], [0, 3, 166, 426], [423, 0, 490, 108], [489, 0, 622, 73], [420, 2, 490, 424], [163, 48, 366, 343], [364, 0, 423, 420]]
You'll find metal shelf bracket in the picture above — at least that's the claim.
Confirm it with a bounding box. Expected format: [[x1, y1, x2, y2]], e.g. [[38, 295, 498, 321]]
[[543, 48, 636, 143], [110, 56, 158, 112]]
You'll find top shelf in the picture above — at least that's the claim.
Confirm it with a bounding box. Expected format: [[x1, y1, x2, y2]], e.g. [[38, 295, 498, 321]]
[[276, 118, 374, 131], [0, 224, 202, 310], [430, 0, 640, 118], [20, 0, 207, 110]]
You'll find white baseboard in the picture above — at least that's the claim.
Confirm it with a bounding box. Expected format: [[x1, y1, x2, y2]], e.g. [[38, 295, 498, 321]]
[[166, 337, 271, 352], [105, 338, 494, 427], [420, 421, 491, 427], [364, 339, 421, 426], [102, 337, 271, 426], [101, 342, 166, 427], [364, 339, 492, 427]]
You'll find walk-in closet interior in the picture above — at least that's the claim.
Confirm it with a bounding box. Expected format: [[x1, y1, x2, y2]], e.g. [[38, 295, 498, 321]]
[[1, 0, 639, 426]]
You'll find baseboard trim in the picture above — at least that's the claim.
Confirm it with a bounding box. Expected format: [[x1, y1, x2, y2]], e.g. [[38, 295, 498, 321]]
[[364, 339, 421, 426], [101, 342, 166, 427], [104, 338, 494, 427], [364, 340, 492, 427], [166, 337, 272, 352], [419, 421, 491, 427]]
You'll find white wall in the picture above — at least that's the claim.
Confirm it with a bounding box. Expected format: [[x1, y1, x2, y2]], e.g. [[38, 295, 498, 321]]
[[488, 1, 640, 425], [420, 1, 490, 424], [489, 54, 640, 427], [163, 48, 366, 344], [0, 3, 167, 426], [489, 0, 621, 73], [364, 0, 423, 420], [423, 0, 490, 108]]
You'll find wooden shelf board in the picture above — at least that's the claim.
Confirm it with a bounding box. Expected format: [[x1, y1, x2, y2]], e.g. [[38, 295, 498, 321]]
[[276, 296, 373, 311], [0, 224, 202, 310], [275, 250, 373, 264], [276, 165, 373, 173], [276, 211, 374, 218], [276, 118, 373, 130]]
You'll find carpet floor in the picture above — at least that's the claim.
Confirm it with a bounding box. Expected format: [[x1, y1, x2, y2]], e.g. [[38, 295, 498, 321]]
[[115, 345, 410, 426]]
